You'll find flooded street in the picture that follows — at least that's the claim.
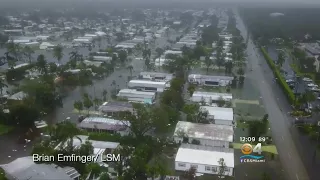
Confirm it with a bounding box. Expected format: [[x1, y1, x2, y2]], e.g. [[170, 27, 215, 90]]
[[0, 30, 182, 124]]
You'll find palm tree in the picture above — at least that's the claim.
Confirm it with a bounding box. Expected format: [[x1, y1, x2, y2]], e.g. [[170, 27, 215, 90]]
[[204, 56, 213, 74], [237, 68, 244, 76], [102, 90, 108, 101], [96, 36, 102, 48], [36, 54, 48, 74], [23, 46, 35, 63], [7, 42, 21, 61], [53, 45, 64, 64], [93, 98, 102, 110], [69, 51, 79, 61], [0, 56, 6, 66], [0, 79, 8, 95], [277, 51, 286, 67], [155, 47, 164, 70], [111, 80, 116, 86], [127, 65, 133, 77]]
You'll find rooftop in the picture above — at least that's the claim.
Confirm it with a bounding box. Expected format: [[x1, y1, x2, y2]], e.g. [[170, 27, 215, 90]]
[[117, 89, 156, 96], [8, 91, 27, 100], [98, 101, 133, 113], [173, 121, 234, 142], [192, 91, 233, 99], [175, 145, 234, 167], [139, 72, 174, 77], [200, 106, 234, 121], [56, 135, 120, 150], [129, 80, 168, 85], [188, 74, 234, 80], [0, 156, 80, 180], [78, 117, 130, 131]]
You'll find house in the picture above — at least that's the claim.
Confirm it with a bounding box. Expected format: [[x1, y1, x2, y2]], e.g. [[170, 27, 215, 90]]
[[200, 106, 234, 126], [117, 89, 156, 104], [55, 135, 120, 163], [92, 56, 112, 62], [139, 72, 174, 82], [164, 50, 183, 57], [190, 91, 232, 104], [98, 101, 134, 115], [83, 60, 103, 67], [188, 74, 233, 87], [78, 117, 130, 136], [154, 57, 169, 67], [128, 80, 170, 92], [7, 91, 27, 101], [175, 144, 234, 176], [39, 42, 55, 50], [0, 156, 80, 180], [173, 121, 234, 148]]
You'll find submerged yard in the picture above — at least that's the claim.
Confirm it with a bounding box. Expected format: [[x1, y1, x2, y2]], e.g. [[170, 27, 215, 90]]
[[0, 124, 14, 136]]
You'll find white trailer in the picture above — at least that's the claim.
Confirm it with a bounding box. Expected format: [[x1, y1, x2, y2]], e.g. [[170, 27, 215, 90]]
[[188, 74, 233, 87], [73, 39, 92, 43], [128, 80, 170, 92], [139, 72, 174, 82], [92, 56, 112, 62], [117, 89, 156, 104], [191, 91, 232, 104]]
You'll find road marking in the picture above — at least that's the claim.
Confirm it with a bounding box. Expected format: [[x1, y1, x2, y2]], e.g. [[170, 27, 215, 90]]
[[288, 152, 291, 159], [282, 136, 284, 140], [296, 174, 299, 180]]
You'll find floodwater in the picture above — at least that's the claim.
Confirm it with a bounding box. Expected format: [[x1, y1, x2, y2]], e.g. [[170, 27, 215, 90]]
[[0, 27, 187, 163], [0, 29, 181, 124]]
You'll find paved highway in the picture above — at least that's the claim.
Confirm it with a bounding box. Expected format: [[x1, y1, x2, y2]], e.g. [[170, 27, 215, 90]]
[[235, 11, 310, 180]]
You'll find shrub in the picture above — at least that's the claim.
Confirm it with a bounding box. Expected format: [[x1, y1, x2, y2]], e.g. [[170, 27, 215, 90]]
[[261, 47, 295, 104]]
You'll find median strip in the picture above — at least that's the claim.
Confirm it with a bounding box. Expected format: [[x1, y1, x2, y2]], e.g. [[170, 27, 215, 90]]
[[260, 47, 295, 104]]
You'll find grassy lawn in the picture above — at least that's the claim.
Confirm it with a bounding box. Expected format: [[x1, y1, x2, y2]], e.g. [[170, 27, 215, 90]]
[[232, 143, 278, 154], [0, 124, 14, 135]]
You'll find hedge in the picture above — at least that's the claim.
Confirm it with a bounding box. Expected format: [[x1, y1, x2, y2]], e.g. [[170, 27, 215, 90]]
[[260, 47, 295, 104]]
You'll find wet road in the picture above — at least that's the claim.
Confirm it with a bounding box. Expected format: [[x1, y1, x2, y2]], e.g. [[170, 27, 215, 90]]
[[236, 11, 310, 180]]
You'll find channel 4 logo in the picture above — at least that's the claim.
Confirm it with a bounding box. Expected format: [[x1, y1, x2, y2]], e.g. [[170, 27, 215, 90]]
[[240, 143, 266, 163]]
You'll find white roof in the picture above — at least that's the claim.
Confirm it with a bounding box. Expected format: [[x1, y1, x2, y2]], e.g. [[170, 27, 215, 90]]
[[188, 74, 234, 81], [175, 147, 234, 167], [164, 50, 182, 55], [118, 89, 156, 96], [40, 42, 54, 46], [129, 80, 167, 85], [200, 106, 233, 121], [82, 117, 130, 126], [12, 63, 29, 69], [174, 121, 233, 142], [56, 135, 120, 150], [0, 156, 35, 175], [192, 91, 232, 100]]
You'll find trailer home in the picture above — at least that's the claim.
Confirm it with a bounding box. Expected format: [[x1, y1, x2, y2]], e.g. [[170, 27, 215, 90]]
[[139, 72, 174, 82], [128, 80, 170, 92], [188, 74, 233, 87], [191, 91, 232, 104], [117, 89, 156, 104]]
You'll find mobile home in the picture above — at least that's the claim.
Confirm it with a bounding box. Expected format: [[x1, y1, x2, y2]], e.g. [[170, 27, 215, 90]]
[[139, 72, 174, 82], [188, 74, 233, 87], [175, 144, 234, 176], [128, 80, 170, 92], [191, 91, 232, 104], [117, 89, 156, 104]]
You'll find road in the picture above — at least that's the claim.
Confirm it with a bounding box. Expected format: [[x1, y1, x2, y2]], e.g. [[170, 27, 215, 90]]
[[235, 11, 310, 180]]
